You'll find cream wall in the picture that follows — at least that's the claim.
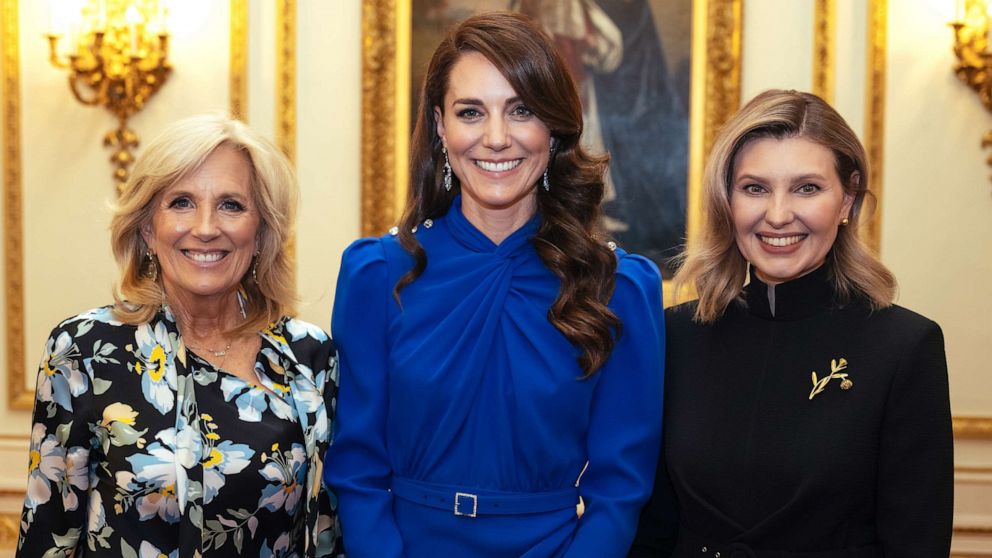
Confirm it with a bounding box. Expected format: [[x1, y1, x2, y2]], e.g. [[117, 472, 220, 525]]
[[0, 0, 990, 554]]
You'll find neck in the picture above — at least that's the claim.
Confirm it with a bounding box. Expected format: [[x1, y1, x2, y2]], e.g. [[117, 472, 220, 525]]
[[167, 288, 241, 339], [460, 194, 538, 245]]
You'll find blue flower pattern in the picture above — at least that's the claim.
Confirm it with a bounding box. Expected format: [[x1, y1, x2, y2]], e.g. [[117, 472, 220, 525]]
[[17, 307, 341, 557]]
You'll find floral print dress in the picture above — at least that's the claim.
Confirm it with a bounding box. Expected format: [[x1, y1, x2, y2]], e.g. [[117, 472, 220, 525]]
[[17, 306, 342, 557]]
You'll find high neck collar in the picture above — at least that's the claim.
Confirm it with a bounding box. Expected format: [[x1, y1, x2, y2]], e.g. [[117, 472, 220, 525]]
[[445, 195, 540, 257], [743, 262, 837, 320]]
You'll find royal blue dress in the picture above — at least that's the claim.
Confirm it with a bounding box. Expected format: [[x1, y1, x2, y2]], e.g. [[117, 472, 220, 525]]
[[325, 198, 664, 557]]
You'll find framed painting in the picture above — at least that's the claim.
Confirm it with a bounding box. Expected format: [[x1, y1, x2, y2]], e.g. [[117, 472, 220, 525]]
[[360, 0, 742, 292]]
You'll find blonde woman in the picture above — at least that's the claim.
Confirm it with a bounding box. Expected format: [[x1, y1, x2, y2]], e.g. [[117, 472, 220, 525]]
[[630, 90, 952, 557], [18, 114, 340, 557]]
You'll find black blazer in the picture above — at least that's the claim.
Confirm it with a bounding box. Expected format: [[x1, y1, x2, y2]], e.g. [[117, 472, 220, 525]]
[[630, 264, 953, 557]]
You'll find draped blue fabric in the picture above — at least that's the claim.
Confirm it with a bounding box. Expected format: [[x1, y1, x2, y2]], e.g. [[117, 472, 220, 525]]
[[325, 198, 665, 557]]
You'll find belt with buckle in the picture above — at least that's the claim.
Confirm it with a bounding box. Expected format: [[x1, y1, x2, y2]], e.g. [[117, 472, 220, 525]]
[[391, 476, 578, 518]]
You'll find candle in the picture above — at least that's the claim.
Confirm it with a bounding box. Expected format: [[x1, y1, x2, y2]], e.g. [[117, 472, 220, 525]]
[[125, 5, 142, 54]]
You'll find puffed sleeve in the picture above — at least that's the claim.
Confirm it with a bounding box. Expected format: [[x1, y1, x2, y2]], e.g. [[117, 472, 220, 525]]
[[564, 253, 665, 557], [323, 238, 405, 558], [17, 320, 95, 556], [875, 318, 953, 557]]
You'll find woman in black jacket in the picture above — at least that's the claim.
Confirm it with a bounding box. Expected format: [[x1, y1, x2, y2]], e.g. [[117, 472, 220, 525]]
[[630, 89, 953, 558]]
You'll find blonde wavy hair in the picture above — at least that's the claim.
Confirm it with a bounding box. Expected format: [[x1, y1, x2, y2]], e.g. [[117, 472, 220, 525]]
[[673, 89, 896, 322], [110, 113, 298, 334]]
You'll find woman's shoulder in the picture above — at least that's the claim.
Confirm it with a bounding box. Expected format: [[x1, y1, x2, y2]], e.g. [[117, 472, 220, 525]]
[[278, 316, 332, 345], [861, 302, 942, 347], [49, 305, 134, 339], [339, 232, 414, 275], [614, 248, 662, 289]]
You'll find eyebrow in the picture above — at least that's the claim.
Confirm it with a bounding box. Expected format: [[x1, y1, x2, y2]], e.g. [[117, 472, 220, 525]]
[[450, 96, 522, 107], [734, 172, 828, 182]]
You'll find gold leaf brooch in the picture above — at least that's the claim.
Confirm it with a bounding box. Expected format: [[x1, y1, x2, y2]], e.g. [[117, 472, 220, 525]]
[[809, 358, 853, 400]]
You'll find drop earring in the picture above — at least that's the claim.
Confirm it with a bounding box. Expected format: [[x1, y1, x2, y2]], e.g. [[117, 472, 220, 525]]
[[144, 251, 158, 280], [542, 137, 555, 192], [442, 147, 453, 192]]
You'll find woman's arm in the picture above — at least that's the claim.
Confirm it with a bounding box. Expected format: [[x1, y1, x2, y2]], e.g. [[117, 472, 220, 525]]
[[323, 238, 405, 558], [564, 254, 666, 557], [875, 318, 954, 557], [17, 321, 94, 556]]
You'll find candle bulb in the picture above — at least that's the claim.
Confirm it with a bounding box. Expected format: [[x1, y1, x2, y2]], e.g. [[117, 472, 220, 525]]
[[125, 5, 142, 54]]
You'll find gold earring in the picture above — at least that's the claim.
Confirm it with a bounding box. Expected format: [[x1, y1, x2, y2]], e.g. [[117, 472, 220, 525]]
[[841, 217, 850, 226]]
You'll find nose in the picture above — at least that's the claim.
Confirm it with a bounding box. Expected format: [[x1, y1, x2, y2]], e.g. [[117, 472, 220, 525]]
[[764, 193, 794, 227], [192, 207, 220, 240], [482, 117, 510, 150]]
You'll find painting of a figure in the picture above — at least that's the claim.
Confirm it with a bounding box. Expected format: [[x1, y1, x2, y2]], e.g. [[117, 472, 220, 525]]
[[411, 0, 692, 277]]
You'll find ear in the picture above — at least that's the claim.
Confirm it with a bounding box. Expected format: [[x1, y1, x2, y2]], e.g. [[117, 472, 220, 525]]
[[841, 171, 858, 221], [140, 222, 154, 254], [434, 106, 446, 146]]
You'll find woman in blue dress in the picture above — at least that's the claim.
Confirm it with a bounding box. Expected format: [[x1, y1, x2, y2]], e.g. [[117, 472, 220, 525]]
[[325, 12, 665, 557]]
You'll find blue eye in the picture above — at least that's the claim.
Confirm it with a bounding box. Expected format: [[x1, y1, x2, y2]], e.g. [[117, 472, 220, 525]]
[[220, 199, 245, 212], [168, 196, 192, 209]]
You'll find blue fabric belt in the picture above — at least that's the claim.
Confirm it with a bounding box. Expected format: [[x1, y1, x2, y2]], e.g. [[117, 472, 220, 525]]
[[391, 476, 579, 517]]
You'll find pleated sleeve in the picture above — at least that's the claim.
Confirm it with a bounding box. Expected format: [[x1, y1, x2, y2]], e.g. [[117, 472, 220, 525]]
[[564, 253, 665, 557], [323, 238, 406, 558]]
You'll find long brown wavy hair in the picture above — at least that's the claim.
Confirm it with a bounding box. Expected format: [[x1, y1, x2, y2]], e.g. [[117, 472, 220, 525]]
[[397, 11, 619, 376], [673, 89, 896, 322]]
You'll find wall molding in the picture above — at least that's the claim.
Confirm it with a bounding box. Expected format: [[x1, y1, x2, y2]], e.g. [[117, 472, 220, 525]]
[[276, 0, 296, 165], [230, 0, 248, 120], [862, 0, 886, 254], [2, 0, 31, 411], [955, 416, 992, 439], [813, 0, 835, 103]]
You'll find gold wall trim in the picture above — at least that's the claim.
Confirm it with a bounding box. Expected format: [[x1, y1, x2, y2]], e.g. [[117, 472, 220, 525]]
[[230, 0, 248, 121], [955, 416, 992, 439], [0, 511, 17, 549], [276, 0, 296, 165], [361, 0, 742, 239], [813, 0, 835, 103], [686, 0, 742, 250], [862, 0, 886, 254], [361, 0, 399, 237], [3, 0, 31, 411]]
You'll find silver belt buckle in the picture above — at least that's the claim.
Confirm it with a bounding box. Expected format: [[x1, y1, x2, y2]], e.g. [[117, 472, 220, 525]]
[[454, 492, 477, 517]]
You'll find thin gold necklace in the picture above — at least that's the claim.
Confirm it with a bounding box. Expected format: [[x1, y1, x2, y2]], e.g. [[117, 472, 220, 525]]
[[185, 338, 233, 358]]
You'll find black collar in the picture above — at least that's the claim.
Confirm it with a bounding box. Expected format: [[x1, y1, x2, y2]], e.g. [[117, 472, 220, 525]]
[[743, 262, 837, 320]]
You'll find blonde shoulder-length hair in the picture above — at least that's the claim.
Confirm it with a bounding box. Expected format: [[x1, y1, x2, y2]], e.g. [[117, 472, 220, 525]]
[[673, 89, 896, 322], [110, 113, 298, 334]]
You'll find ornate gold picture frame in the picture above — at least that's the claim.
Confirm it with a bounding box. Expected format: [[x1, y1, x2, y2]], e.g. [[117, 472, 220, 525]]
[[360, 1, 743, 285]]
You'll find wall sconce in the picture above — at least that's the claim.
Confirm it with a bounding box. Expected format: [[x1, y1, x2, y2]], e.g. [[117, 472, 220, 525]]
[[45, 0, 171, 192], [951, 0, 992, 181]]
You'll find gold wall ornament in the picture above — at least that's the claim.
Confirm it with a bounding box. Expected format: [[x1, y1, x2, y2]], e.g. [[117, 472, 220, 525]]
[[951, 0, 992, 182], [44, 0, 172, 192]]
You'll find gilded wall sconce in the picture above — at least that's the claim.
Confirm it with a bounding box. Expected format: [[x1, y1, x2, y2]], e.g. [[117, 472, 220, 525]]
[[46, 0, 172, 192], [951, 0, 992, 181]]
